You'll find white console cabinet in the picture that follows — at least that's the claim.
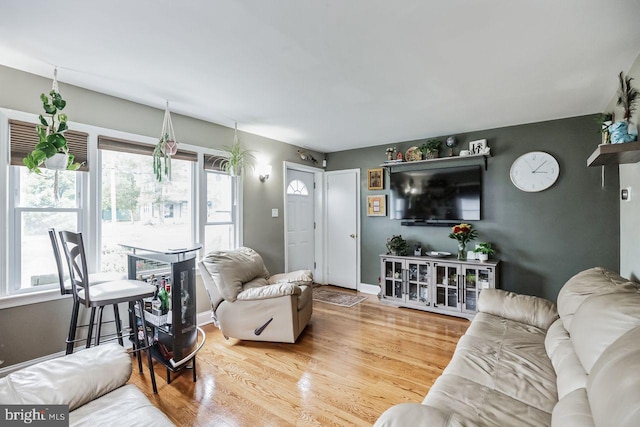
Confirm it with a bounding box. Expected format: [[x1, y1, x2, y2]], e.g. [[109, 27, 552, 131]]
[[380, 255, 499, 320]]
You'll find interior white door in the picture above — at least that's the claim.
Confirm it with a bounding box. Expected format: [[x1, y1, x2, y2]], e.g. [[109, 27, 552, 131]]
[[285, 169, 315, 272], [326, 170, 359, 289]]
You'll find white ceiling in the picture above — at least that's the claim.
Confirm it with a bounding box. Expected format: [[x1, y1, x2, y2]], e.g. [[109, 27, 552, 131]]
[[1, 1, 639, 153]]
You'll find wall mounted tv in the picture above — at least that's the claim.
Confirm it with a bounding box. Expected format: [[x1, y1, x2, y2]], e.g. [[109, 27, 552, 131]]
[[389, 165, 481, 223]]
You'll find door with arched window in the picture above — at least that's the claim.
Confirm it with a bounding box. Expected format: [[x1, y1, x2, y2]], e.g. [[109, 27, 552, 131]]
[[285, 169, 315, 272]]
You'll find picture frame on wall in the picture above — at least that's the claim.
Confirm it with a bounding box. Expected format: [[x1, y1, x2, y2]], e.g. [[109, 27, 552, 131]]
[[367, 195, 387, 216], [469, 139, 488, 155], [367, 168, 384, 190]]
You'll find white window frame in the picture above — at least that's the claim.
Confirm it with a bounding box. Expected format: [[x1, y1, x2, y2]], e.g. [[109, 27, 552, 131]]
[[0, 108, 241, 308]]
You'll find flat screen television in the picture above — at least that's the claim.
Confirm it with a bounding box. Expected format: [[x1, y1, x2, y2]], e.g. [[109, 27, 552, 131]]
[[389, 165, 481, 223]]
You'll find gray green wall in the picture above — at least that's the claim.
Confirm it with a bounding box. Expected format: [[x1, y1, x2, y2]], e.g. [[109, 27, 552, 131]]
[[327, 115, 620, 301], [609, 53, 640, 281], [0, 65, 323, 367]]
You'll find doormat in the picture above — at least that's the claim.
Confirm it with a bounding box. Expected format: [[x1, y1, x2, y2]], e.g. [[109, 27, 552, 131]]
[[312, 287, 367, 308]]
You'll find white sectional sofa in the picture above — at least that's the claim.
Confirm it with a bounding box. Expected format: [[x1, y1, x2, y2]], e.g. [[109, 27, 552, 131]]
[[0, 343, 173, 426], [374, 267, 640, 427]]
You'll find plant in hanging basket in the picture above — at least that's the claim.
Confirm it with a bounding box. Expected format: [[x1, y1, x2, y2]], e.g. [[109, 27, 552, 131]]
[[153, 133, 174, 182], [22, 90, 82, 174], [153, 102, 180, 182], [213, 124, 255, 176]]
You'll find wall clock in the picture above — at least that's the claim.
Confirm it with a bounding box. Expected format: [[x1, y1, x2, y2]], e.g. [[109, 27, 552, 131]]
[[509, 151, 560, 192]]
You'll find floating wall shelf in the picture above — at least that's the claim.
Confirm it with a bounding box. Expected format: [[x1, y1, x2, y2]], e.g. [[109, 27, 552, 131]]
[[381, 153, 491, 171], [587, 141, 640, 167]]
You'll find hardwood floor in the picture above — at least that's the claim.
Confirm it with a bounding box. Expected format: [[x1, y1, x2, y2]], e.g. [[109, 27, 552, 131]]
[[128, 287, 470, 426]]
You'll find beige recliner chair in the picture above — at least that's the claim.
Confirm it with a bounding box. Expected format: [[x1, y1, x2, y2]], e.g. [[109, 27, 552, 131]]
[[199, 247, 313, 343]]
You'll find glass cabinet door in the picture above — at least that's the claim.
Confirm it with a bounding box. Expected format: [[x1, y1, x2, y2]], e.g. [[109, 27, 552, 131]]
[[434, 263, 459, 311], [382, 259, 404, 302], [407, 261, 430, 306], [462, 266, 492, 313]]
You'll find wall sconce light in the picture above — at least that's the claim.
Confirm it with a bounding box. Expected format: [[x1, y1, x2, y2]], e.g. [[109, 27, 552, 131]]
[[257, 164, 272, 182]]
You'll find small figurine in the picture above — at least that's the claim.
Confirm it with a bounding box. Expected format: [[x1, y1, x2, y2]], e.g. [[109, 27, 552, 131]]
[[396, 151, 403, 161]]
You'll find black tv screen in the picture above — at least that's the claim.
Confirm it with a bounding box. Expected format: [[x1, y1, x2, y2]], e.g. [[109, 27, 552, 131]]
[[389, 165, 481, 222]]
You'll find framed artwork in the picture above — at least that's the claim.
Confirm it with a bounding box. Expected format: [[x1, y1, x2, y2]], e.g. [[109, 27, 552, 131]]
[[367, 168, 384, 190], [469, 139, 488, 155], [367, 195, 387, 217]]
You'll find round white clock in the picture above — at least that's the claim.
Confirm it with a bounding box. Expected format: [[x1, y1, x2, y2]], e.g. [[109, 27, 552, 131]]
[[510, 151, 559, 192]]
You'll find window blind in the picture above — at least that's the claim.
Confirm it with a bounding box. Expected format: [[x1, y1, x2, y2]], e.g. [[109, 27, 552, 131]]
[[9, 119, 89, 171], [97, 135, 197, 162], [203, 154, 226, 171]]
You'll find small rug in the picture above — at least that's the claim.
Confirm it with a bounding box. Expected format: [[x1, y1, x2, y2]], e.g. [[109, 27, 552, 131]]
[[312, 287, 367, 307]]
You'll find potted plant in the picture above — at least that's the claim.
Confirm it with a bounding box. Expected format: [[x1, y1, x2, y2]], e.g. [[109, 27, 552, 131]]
[[595, 113, 613, 144], [386, 235, 408, 256], [448, 223, 478, 260], [473, 242, 495, 262], [214, 124, 255, 176], [22, 90, 82, 174], [610, 71, 639, 143], [419, 139, 441, 160], [152, 133, 178, 182]]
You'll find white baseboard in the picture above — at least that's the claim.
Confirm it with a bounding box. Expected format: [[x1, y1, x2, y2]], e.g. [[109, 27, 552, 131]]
[[358, 282, 380, 295], [197, 310, 214, 326], [0, 311, 214, 378]]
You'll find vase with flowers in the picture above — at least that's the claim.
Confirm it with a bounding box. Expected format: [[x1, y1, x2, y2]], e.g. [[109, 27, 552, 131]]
[[448, 223, 478, 260]]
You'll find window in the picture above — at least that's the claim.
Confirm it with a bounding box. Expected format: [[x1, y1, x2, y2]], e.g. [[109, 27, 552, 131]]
[[100, 149, 194, 273], [287, 179, 309, 195], [204, 171, 237, 254], [8, 167, 83, 293], [1, 109, 240, 302]]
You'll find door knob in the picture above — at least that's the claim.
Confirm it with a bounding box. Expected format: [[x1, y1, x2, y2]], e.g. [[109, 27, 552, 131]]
[[350, 234, 357, 238]]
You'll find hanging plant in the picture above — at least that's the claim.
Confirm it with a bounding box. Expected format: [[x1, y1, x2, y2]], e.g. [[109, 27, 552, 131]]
[[153, 101, 179, 182], [22, 69, 82, 200], [213, 122, 255, 176]]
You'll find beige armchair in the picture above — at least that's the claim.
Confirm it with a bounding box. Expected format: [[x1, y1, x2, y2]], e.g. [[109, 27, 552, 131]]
[[199, 247, 313, 343]]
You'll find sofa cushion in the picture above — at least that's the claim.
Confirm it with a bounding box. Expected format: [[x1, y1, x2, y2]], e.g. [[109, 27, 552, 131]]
[[544, 319, 587, 399], [268, 270, 313, 285], [570, 291, 640, 374], [201, 247, 270, 302], [587, 326, 640, 427], [551, 388, 594, 427], [478, 288, 558, 330], [69, 384, 173, 426], [0, 343, 131, 411], [556, 267, 638, 331], [447, 312, 557, 413], [423, 374, 552, 427]]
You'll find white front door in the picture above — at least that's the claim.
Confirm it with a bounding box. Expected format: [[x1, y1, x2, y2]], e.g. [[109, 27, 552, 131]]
[[285, 169, 315, 272], [326, 169, 360, 290]]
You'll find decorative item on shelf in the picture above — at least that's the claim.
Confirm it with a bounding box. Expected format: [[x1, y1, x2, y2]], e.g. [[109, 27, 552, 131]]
[[22, 68, 83, 201], [386, 235, 409, 256], [297, 149, 318, 164], [610, 71, 639, 144], [213, 122, 255, 176], [367, 168, 384, 190], [405, 146, 422, 161], [474, 242, 495, 262], [385, 146, 396, 161], [448, 223, 478, 260], [396, 150, 403, 161], [446, 136, 456, 157], [366, 195, 387, 216], [459, 150, 471, 157], [595, 113, 613, 145], [152, 101, 179, 182], [469, 139, 488, 155], [419, 139, 441, 160], [414, 244, 422, 256]]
